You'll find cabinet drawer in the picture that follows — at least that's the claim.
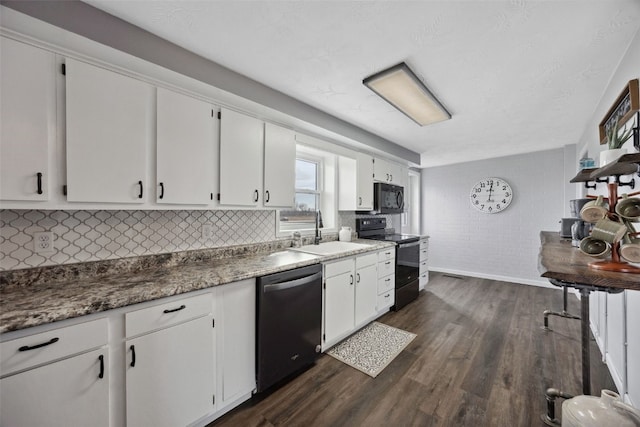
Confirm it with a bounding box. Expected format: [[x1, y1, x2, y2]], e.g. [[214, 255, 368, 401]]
[[377, 249, 395, 263], [377, 291, 394, 311], [126, 293, 212, 338], [420, 239, 429, 250], [1, 318, 108, 376], [378, 259, 395, 278], [420, 272, 429, 288], [377, 275, 394, 294], [419, 260, 428, 273], [324, 258, 353, 278], [356, 252, 378, 269], [420, 248, 428, 262]]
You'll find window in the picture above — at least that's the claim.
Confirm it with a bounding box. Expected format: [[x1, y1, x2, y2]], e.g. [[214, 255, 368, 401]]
[[279, 157, 321, 231]]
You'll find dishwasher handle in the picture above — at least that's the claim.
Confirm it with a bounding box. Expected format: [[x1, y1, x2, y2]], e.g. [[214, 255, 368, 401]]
[[263, 271, 322, 293]]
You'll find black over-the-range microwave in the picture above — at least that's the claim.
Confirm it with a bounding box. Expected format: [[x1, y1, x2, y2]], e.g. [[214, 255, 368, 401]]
[[372, 182, 404, 214]]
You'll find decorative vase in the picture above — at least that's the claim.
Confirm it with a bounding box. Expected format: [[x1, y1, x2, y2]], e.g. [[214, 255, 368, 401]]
[[600, 148, 627, 166], [339, 227, 352, 242], [562, 390, 640, 427]]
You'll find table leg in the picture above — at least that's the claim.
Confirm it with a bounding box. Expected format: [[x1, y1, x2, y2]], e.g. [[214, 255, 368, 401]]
[[579, 287, 591, 395]]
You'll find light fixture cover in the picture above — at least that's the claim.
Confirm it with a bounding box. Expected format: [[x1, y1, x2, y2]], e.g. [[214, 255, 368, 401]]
[[363, 62, 450, 126]]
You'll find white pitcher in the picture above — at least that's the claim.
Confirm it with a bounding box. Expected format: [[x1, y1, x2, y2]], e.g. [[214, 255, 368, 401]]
[[339, 227, 352, 242]]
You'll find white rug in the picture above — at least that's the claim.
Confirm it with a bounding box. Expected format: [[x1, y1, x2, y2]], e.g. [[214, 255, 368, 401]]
[[327, 322, 416, 378]]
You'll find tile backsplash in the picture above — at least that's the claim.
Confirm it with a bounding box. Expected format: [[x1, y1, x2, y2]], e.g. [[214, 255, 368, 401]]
[[0, 209, 397, 271], [0, 209, 276, 270]]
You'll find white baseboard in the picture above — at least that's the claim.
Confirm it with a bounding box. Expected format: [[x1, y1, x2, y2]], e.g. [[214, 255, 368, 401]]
[[429, 267, 555, 289]]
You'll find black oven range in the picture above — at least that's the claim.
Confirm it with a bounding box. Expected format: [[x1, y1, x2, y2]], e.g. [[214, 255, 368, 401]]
[[356, 218, 420, 311]]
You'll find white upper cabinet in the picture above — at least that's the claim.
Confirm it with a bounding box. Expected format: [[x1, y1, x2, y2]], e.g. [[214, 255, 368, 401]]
[[339, 152, 374, 210], [65, 58, 152, 203], [263, 123, 295, 208], [156, 88, 216, 205], [373, 157, 404, 185], [219, 108, 264, 207], [0, 37, 55, 201], [357, 153, 375, 209]]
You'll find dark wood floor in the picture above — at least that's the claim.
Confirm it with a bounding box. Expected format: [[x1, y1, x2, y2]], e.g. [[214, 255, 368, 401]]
[[210, 273, 615, 427]]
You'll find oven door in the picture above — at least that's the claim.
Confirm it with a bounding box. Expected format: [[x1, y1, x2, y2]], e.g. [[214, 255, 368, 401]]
[[374, 183, 404, 214], [396, 240, 420, 287]]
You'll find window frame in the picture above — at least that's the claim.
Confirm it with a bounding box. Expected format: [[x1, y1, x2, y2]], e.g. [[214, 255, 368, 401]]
[[278, 153, 325, 234]]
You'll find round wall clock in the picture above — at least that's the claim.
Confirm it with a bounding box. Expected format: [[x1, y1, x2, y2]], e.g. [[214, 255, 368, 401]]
[[469, 177, 513, 213]]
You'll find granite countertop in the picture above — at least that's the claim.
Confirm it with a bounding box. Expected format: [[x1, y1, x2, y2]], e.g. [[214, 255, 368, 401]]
[[0, 239, 395, 334]]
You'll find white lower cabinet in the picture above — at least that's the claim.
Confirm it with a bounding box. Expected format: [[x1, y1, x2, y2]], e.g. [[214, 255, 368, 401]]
[[627, 290, 640, 406], [0, 318, 109, 427], [419, 237, 429, 291], [323, 249, 393, 350], [217, 278, 256, 410], [354, 254, 379, 326], [377, 249, 396, 314], [323, 259, 356, 349], [125, 294, 215, 427]]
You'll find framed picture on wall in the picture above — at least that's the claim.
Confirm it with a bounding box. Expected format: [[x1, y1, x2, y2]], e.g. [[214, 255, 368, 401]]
[[599, 79, 639, 145]]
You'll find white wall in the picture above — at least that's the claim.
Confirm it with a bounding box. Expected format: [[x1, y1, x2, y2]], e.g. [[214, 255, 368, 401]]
[[421, 147, 573, 287]]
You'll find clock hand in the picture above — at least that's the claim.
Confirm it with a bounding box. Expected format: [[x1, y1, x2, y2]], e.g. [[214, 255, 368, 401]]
[[487, 182, 494, 202]]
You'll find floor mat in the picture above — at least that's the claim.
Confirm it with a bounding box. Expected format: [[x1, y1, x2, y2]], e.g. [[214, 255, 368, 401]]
[[326, 321, 416, 378]]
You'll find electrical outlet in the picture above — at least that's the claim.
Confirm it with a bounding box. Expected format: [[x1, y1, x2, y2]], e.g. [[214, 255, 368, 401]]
[[201, 224, 214, 241], [34, 232, 54, 254]]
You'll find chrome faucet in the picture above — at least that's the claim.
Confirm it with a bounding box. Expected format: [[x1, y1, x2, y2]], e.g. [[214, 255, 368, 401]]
[[314, 210, 323, 245]]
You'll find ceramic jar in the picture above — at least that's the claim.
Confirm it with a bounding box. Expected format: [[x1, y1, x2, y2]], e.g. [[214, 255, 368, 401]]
[[562, 390, 640, 427], [339, 227, 352, 242]]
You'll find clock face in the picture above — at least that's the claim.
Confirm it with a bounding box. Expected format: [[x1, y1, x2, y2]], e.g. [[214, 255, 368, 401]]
[[470, 178, 513, 214]]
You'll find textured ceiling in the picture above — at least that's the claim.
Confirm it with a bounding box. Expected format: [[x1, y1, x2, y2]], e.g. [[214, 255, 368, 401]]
[[86, 0, 640, 167]]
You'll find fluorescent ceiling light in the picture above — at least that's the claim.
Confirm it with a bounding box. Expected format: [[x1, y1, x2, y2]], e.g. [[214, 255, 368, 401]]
[[363, 62, 451, 126]]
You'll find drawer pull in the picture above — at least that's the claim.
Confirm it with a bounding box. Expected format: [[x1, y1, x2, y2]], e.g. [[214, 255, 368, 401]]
[[163, 304, 186, 314], [18, 337, 59, 352], [385, 278, 391, 282], [385, 261, 391, 265], [130, 345, 136, 367], [98, 354, 105, 379]]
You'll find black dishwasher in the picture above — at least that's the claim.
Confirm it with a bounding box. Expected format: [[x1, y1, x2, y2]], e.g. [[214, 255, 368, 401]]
[[256, 263, 323, 393]]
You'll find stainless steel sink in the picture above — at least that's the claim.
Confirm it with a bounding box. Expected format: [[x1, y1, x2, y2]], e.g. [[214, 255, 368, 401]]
[[289, 241, 372, 256]]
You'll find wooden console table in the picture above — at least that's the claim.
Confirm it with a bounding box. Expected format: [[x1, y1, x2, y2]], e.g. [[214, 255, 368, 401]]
[[538, 231, 640, 395]]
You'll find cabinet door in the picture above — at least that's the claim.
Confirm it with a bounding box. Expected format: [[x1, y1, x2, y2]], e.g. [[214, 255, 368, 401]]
[[0, 348, 109, 427], [356, 153, 374, 210], [627, 290, 640, 406], [156, 88, 216, 205], [324, 270, 355, 346], [219, 279, 256, 405], [355, 263, 378, 326], [373, 157, 391, 183], [126, 315, 215, 427], [0, 37, 54, 201], [66, 58, 151, 203], [263, 123, 295, 208], [219, 108, 263, 206], [606, 292, 625, 393]]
